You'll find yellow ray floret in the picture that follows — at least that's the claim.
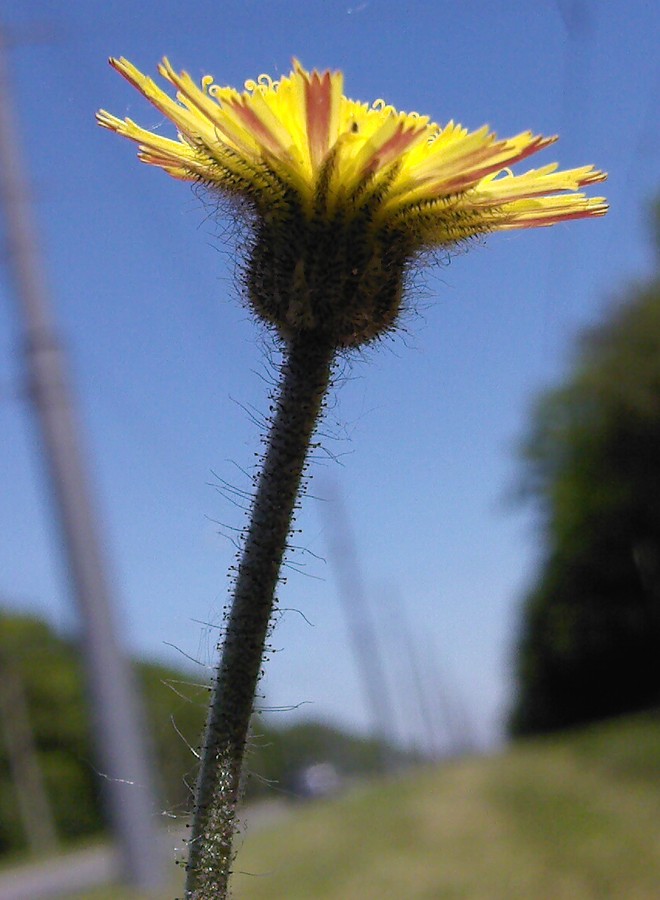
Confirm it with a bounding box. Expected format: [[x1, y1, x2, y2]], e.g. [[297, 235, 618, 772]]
[[98, 57, 607, 246]]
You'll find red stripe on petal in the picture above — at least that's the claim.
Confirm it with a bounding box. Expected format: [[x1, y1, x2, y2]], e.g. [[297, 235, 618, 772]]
[[503, 134, 557, 168], [437, 137, 555, 193], [506, 206, 607, 228], [305, 70, 333, 169], [363, 122, 425, 175], [577, 169, 608, 186], [226, 98, 288, 156]]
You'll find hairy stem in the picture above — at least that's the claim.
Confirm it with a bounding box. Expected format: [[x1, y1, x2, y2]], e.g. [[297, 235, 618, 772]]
[[185, 330, 336, 898]]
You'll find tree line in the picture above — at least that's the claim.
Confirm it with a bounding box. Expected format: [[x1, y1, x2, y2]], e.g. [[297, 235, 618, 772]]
[[0, 612, 405, 857], [509, 204, 660, 735]]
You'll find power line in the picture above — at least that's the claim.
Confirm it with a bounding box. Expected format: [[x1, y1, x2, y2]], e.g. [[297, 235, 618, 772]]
[[320, 479, 400, 768]]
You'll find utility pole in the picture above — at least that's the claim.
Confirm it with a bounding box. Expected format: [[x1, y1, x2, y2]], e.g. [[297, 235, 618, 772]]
[[0, 30, 164, 889]]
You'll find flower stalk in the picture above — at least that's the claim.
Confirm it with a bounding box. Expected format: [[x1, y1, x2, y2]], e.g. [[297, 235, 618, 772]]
[[185, 330, 335, 897], [96, 55, 608, 900]]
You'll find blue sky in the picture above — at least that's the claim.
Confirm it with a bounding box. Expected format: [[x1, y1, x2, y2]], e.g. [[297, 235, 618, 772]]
[[1, 1, 658, 752]]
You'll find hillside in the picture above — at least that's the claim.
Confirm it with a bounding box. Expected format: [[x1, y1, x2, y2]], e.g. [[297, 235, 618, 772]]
[[16, 711, 660, 899], [231, 712, 660, 899]]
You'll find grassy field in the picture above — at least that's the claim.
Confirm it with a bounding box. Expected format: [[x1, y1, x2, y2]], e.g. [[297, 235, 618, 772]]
[[75, 711, 659, 898]]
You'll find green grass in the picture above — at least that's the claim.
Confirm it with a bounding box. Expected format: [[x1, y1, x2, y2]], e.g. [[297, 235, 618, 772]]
[[231, 712, 660, 899], [70, 712, 660, 898]]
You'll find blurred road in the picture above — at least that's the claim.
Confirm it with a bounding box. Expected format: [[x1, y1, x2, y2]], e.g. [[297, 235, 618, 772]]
[[0, 841, 120, 900], [0, 801, 288, 899]]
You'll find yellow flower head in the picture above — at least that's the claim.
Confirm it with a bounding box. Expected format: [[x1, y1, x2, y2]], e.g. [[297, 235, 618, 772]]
[[98, 58, 607, 348]]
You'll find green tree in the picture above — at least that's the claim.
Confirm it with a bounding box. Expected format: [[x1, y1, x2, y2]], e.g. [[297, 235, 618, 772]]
[[0, 615, 100, 853], [0, 611, 404, 857], [0, 613, 208, 855], [510, 204, 660, 735]]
